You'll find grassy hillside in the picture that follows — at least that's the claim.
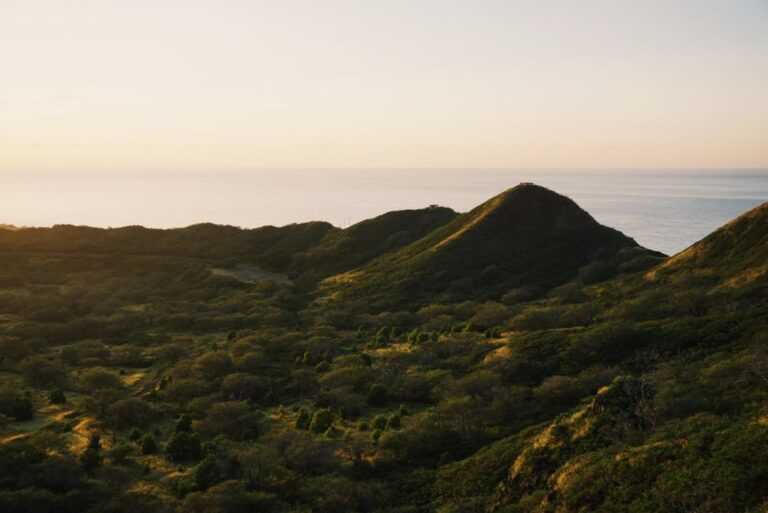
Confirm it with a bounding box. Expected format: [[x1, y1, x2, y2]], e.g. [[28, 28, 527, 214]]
[[323, 184, 662, 307], [0, 221, 336, 271], [290, 206, 458, 277], [0, 188, 765, 513]]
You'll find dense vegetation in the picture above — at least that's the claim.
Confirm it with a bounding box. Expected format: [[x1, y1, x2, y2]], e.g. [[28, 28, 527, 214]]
[[0, 184, 765, 513]]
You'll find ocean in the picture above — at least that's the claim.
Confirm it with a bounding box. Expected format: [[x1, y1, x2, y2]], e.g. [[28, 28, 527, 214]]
[[2, 169, 767, 256]]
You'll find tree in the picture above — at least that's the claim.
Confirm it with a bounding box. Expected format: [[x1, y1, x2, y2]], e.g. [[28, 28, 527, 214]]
[[386, 413, 401, 430], [198, 401, 261, 441], [128, 427, 142, 442], [194, 350, 232, 380], [79, 368, 123, 391], [192, 455, 221, 491], [371, 414, 387, 431], [140, 434, 157, 455], [166, 431, 201, 462], [80, 435, 103, 471], [109, 442, 132, 465], [106, 398, 154, 430], [49, 389, 66, 404], [295, 408, 311, 430], [221, 373, 267, 401], [19, 357, 67, 388], [11, 394, 34, 421], [366, 383, 387, 407], [176, 413, 193, 433], [310, 408, 334, 434]]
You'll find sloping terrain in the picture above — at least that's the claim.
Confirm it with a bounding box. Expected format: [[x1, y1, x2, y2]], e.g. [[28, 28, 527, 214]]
[[324, 184, 662, 307], [0, 221, 336, 271], [290, 206, 458, 277], [0, 189, 766, 513]]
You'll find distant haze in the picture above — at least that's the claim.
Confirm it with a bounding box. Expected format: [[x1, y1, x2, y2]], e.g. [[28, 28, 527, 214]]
[[2, 169, 766, 256], [1, 1, 767, 170]]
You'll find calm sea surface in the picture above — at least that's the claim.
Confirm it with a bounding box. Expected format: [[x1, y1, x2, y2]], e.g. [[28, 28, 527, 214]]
[[2, 169, 767, 256]]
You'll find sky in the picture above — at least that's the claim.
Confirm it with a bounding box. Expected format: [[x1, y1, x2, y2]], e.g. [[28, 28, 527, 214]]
[[1, 0, 767, 172]]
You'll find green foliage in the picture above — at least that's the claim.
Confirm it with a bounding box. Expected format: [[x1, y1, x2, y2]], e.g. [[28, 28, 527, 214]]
[[128, 427, 142, 442], [295, 407, 311, 430], [109, 442, 133, 465], [48, 388, 66, 404], [80, 436, 103, 471], [175, 413, 193, 433], [0, 188, 766, 513], [11, 394, 34, 421], [140, 434, 158, 455], [192, 455, 221, 491], [386, 413, 402, 430], [310, 408, 334, 434], [366, 383, 388, 406], [166, 431, 202, 462]]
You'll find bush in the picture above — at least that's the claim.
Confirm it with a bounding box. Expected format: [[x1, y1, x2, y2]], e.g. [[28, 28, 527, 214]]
[[19, 357, 68, 388], [106, 398, 154, 430], [79, 368, 123, 391], [49, 389, 66, 404], [310, 409, 334, 434], [140, 434, 157, 455], [295, 408, 311, 430], [176, 413, 193, 433], [166, 431, 201, 462], [371, 414, 387, 431], [109, 442, 132, 465], [128, 427, 142, 442], [198, 401, 261, 440], [366, 383, 388, 407], [221, 373, 268, 401], [192, 455, 221, 491], [11, 394, 34, 421], [386, 413, 402, 430]]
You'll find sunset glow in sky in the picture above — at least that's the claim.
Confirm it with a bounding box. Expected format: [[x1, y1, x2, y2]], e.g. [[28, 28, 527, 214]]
[[2, 0, 767, 171]]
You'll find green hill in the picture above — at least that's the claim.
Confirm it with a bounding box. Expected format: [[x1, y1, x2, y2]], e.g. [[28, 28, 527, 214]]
[[323, 183, 662, 307], [291, 206, 458, 276], [0, 188, 766, 513], [0, 221, 336, 270], [650, 200, 768, 292]]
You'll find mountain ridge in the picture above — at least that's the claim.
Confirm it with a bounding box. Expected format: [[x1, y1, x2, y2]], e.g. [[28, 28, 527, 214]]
[[323, 183, 663, 307]]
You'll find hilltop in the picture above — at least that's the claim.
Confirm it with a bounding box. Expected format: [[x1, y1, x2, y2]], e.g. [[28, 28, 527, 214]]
[[323, 184, 662, 307]]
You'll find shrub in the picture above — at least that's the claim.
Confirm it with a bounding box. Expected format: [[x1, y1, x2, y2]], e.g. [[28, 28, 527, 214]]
[[79, 368, 123, 391], [140, 434, 157, 455], [106, 398, 154, 430], [19, 357, 68, 388], [109, 442, 132, 465], [11, 394, 34, 421], [166, 431, 201, 462], [371, 414, 387, 431], [366, 383, 387, 407], [295, 408, 311, 430], [49, 389, 66, 404], [192, 455, 221, 491], [128, 427, 142, 442], [310, 408, 334, 434], [176, 413, 193, 433]]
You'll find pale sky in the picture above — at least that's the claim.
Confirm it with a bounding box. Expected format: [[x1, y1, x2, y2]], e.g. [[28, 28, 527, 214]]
[[1, 0, 767, 171]]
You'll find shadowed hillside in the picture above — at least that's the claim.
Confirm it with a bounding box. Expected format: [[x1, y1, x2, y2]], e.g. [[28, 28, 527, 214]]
[[0, 221, 336, 271], [323, 184, 662, 307], [291, 206, 458, 277]]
